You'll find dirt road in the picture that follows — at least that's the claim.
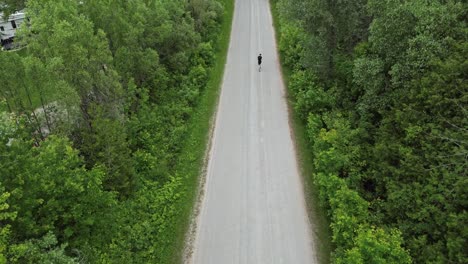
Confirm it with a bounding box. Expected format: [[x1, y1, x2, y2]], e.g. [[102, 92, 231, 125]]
[[189, 0, 318, 263]]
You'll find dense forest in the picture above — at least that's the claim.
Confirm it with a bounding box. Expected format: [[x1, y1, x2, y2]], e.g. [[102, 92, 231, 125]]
[[273, 0, 466, 263], [0, 0, 231, 262]]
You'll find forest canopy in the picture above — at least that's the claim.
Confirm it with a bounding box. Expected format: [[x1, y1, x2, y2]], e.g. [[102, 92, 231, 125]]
[[0, 0, 228, 262], [274, 0, 467, 263]]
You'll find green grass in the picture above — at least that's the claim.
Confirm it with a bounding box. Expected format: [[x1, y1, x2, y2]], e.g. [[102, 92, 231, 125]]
[[164, 0, 234, 262], [269, 1, 332, 263]]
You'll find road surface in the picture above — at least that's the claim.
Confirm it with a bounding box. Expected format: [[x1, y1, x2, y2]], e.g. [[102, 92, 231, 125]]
[[189, 0, 318, 263]]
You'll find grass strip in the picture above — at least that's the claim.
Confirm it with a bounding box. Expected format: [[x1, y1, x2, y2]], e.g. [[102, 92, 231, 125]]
[[164, 0, 234, 262], [269, 1, 332, 263]]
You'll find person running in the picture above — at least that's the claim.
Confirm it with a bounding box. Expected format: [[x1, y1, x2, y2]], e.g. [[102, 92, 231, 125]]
[[257, 53, 262, 72]]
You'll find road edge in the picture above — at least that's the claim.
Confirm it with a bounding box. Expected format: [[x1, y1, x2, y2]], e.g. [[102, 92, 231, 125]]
[[268, 0, 332, 263], [182, 0, 235, 263]]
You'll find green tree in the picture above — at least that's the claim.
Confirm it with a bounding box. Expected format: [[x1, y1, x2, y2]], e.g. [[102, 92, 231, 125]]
[[0, 0, 25, 17], [8, 232, 79, 264], [338, 227, 411, 264], [0, 187, 16, 264], [2, 0, 228, 262], [0, 113, 117, 253], [275, 0, 467, 262]]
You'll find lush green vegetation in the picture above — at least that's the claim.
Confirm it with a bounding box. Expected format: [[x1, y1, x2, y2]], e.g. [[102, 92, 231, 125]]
[[269, 1, 332, 263], [0, 0, 232, 262], [273, 0, 467, 263]]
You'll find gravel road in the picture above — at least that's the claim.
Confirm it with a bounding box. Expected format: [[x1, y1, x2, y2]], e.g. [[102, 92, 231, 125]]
[[189, 0, 318, 263]]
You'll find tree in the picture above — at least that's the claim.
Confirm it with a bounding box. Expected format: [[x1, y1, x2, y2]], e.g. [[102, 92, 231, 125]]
[[1, 0, 228, 261], [338, 227, 411, 264], [0, 0, 25, 17], [275, 0, 467, 262], [0, 187, 16, 264], [0, 113, 117, 255]]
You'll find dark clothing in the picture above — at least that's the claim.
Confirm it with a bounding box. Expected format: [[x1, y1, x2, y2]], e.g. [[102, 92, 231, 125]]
[[257, 55, 262, 65]]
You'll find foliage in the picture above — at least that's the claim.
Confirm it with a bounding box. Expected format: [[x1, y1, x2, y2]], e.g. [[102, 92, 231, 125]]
[[274, 0, 467, 262], [8, 232, 79, 264], [0, 0, 230, 262], [0, 0, 25, 17], [338, 227, 411, 264], [0, 186, 15, 264]]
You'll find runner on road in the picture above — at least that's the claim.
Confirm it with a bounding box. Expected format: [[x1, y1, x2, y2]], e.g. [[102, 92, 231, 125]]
[[257, 53, 262, 72]]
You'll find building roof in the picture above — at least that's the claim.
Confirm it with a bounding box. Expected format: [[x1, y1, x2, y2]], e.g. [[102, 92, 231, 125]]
[[1, 10, 25, 23]]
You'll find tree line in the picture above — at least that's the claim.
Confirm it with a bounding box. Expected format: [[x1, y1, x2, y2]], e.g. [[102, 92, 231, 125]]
[[0, 0, 227, 262], [274, 0, 466, 263]]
